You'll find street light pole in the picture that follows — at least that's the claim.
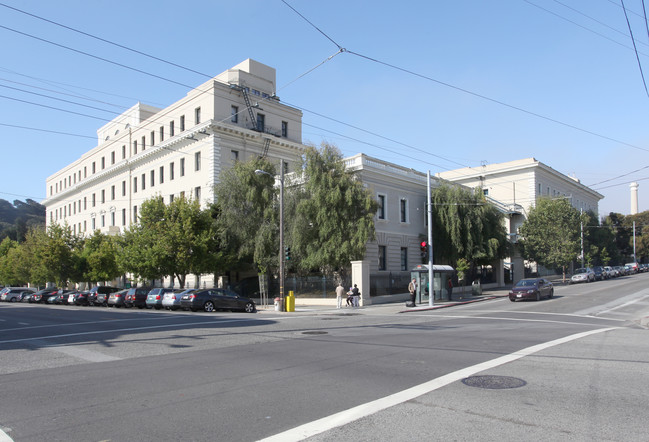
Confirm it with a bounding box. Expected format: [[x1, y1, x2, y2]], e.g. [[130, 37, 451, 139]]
[[256, 166, 285, 311]]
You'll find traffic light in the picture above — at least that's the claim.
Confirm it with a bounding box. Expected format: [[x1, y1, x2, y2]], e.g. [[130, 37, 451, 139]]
[[420, 241, 428, 258], [284, 246, 291, 261]]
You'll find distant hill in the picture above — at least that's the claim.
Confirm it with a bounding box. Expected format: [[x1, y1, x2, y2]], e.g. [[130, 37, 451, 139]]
[[0, 199, 46, 242]]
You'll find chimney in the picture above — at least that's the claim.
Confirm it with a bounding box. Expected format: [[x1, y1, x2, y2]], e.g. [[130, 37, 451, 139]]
[[630, 182, 639, 215]]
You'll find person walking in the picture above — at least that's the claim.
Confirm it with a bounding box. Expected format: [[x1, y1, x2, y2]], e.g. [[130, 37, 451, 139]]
[[346, 287, 354, 307], [447, 278, 453, 301], [335, 283, 345, 309], [351, 284, 360, 307], [407, 278, 417, 307]]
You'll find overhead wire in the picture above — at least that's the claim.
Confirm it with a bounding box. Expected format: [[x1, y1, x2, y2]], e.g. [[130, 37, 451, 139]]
[[620, 0, 649, 98]]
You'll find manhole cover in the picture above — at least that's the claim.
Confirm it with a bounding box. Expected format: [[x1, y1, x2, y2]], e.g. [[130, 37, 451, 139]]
[[462, 375, 527, 389], [301, 331, 328, 335]]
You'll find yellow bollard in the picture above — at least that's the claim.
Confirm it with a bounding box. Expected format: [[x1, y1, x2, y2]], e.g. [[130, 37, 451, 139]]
[[286, 290, 295, 312]]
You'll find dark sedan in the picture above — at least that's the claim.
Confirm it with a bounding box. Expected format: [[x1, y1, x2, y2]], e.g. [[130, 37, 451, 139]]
[[30, 289, 59, 303], [180, 288, 256, 313], [124, 287, 152, 309], [509, 278, 554, 302]]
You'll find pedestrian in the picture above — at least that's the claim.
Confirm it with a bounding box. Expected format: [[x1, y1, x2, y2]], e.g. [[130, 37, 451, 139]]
[[351, 284, 360, 307], [407, 278, 416, 307], [335, 282, 345, 309], [447, 278, 453, 301], [346, 287, 354, 307]]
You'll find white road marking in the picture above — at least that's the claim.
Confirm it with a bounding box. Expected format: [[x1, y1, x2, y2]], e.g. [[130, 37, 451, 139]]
[[257, 327, 618, 442], [402, 313, 624, 327]]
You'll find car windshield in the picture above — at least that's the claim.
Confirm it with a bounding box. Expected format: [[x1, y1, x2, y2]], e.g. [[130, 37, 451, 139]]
[[575, 268, 588, 274], [515, 280, 537, 287]]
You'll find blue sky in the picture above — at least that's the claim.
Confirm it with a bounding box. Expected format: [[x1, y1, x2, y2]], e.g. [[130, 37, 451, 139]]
[[1, 0, 649, 216]]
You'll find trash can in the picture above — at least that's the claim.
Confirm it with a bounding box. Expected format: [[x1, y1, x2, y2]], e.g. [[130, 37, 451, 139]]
[[274, 297, 281, 311], [471, 280, 482, 296]]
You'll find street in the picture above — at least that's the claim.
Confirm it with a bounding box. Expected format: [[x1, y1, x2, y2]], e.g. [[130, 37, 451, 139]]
[[1, 275, 648, 442]]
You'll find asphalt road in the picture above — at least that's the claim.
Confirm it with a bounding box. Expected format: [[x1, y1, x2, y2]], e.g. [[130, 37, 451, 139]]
[[1, 274, 648, 442]]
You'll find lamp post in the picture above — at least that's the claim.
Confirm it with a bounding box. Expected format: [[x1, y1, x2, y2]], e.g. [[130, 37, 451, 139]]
[[255, 166, 285, 311]]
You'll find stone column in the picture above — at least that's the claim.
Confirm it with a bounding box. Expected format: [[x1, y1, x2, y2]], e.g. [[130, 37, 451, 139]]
[[351, 260, 371, 306]]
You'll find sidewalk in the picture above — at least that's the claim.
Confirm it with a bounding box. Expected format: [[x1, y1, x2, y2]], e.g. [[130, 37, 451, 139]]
[[257, 287, 512, 314]]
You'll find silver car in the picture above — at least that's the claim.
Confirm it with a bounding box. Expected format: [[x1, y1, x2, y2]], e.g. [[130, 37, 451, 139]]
[[570, 267, 595, 284], [146, 288, 184, 310], [162, 288, 196, 310], [0, 287, 36, 302]]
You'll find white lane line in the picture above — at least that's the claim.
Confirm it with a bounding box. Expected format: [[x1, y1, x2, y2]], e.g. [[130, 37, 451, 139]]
[[0, 316, 189, 333], [446, 309, 627, 321], [401, 314, 624, 327], [0, 427, 12, 442], [257, 327, 618, 442]]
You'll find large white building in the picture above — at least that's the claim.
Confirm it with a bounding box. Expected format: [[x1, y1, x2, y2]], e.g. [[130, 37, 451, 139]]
[[44, 59, 305, 237], [438, 158, 604, 282]]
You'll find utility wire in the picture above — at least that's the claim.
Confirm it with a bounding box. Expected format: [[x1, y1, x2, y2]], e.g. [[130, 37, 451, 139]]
[[0, 122, 95, 139], [588, 165, 649, 187], [280, 0, 344, 50], [620, 0, 649, 98]]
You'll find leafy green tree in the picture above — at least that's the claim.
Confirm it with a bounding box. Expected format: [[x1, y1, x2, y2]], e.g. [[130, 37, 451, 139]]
[[288, 143, 378, 277], [519, 198, 581, 281], [213, 157, 278, 274], [431, 184, 509, 267], [41, 223, 82, 287], [81, 231, 121, 284]]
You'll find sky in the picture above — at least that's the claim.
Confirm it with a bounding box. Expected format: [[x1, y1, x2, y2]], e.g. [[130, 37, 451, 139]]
[[1, 0, 649, 217]]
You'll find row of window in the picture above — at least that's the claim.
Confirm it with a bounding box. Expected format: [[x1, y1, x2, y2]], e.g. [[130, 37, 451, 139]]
[[229, 105, 288, 137], [57, 187, 202, 234], [51, 108, 203, 197], [377, 194, 410, 223], [377, 246, 410, 272]]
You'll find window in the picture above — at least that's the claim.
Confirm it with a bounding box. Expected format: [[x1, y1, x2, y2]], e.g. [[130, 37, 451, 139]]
[[159, 166, 164, 184], [194, 107, 201, 124], [483, 188, 489, 196], [159, 126, 164, 142], [122, 145, 126, 159], [170, 162, 175, 180], [84, 166, 87, 178], [92, 162, 96, 174], [141, 173, 146, 190], [169, 194, 174, 203], [92, 193, 96, 207], [256, 113, 265, 132], [538, 183, 542, 195], [101, 189, 105, 204], [122, 208, 126, 226], [283, 161, 289, 175], [231, 105, 238, 123], [133, 176, 138, 193], [101, 215, 105, 228], [281, 121, 288, 137], [111, 151, 115, 165], [111, 185, 115, 200], [195, 152, 201, 171], [180, 158, 185, 177], [83, 197, 87, 210], [92, 218, 96, 230], [111, 211, 115, 226], [150, 131, 155, 146], [122, 180, 126, 196], [400, 248, 408, 271], [101, 157, 105, 169], [170, 120, 175, 137], [133, 140, 138, 154], [133, 206, 138, 222], [150, 170, 155, 187], [377, 195, 386, 220], [180, 115, 185, 131], [400, 199, 407, 223], [231, 150, 239, 162], [84, 220, 87, 232], [378, 246, 386, 271], [142, 136, 146, 150], [195, 186, 201, 201]]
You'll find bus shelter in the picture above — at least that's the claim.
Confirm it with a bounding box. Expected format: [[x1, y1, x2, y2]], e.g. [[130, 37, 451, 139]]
[[410, 264, 455, 304]]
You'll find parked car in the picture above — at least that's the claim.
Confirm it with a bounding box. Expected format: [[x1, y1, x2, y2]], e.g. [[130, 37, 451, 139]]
[[124, 287, 153, 309], [570, 268, 595, 284], [30, 288, 59, 303], [604, 266, 617, 278], [72, 291, 92, 306], [107, 289, 128, 307], [592, 266, 607, 281], [0, 287, 36, 302], [180, 288, 256, 313], [509, 278, 554, 302], [162, 288, 196, 311], [146, 288, 184, 310], [55, 289, 75, 305], [88, 286, 120, 306], [625, 262, 639, 274], [615, 265, 628, 276]]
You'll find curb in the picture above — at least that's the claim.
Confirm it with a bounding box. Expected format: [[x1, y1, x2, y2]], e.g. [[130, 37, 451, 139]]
[[399, 296, 498, 313]]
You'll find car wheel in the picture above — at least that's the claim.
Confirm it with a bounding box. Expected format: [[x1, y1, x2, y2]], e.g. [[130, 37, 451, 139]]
[[10, 297, 17, 302], [548, 289, 554, 299], [204, 301, 215, 312], [509, 297, 515, 302], [244, 302, 256, 313]]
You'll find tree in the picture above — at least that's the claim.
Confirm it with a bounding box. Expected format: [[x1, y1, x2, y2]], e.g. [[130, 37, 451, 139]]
[[288, 143, 378, 277], [119, 196, 218, 287], [81, 231, 121, 284], [213, 157, 278, 274], [519, 198, 581, 282], [430, 184, 509, 267]]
